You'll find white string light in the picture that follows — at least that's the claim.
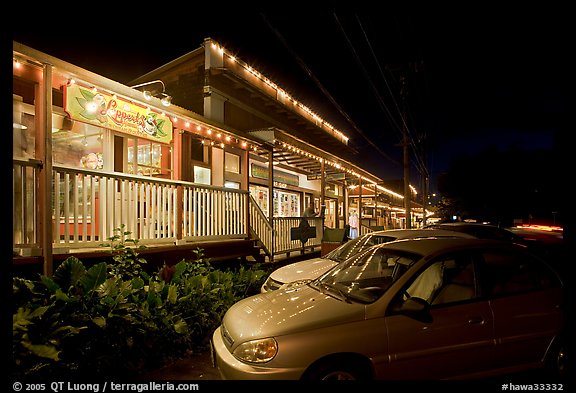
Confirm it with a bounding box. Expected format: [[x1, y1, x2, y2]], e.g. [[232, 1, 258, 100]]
[[60, 78, 261, 152], [215, 40, 349, 145]]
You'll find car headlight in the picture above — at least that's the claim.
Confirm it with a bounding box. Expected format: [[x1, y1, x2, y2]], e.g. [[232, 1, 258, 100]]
[[232, 337, 278, 363]]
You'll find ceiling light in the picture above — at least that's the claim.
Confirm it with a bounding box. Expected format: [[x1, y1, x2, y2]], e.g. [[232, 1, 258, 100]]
[[160, 94, 172, 107], [130, 80, 172, 107]]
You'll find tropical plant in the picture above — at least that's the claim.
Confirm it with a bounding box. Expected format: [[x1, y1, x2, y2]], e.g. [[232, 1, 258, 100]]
[[13, 227, 269, 379]]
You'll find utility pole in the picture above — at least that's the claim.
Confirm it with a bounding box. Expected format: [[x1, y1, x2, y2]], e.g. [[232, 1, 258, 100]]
[[421, 173, 428, 227], [401, 75, 412, 229]]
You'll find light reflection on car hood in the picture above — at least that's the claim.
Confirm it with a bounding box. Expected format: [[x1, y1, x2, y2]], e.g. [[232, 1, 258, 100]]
[[268, 257, 338, 284], [222, 284, 365, 345]]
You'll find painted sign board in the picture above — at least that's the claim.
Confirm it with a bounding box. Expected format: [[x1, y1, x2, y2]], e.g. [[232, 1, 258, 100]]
[[64, 84, 173, 143], [251, 164, 299, 187]]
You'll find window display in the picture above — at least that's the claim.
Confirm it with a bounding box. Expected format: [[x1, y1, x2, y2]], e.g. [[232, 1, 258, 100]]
[[51, 113, 105, 170], [225, 152, 240, 174], [194, 166, 211, 185], [128, 140, 160, 175], [250, 186, 269, 217], [250, 185, 301, 218], [13, 96, 35, 159]]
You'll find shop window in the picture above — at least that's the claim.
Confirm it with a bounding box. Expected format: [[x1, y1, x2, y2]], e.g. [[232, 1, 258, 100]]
[[250, 185, 269, 217], [250, 185, 302, 218], [194, 166, 211, 185], [225, 152, 240, 174], [13, 96, 35, 159], [274, 190, 300, 217], [191, 138, 208, 163], [127, 138, 171, 178], [52, 113, 104, 170]]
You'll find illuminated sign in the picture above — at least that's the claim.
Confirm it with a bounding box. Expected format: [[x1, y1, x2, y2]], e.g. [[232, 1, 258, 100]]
[[326, 173, 345, 181], [64, 84, 173, 143], [251, 164, 299, 187]]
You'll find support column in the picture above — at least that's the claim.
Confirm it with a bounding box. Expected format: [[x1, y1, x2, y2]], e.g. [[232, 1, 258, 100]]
[[38, 63, 53, 275], [320, 159, 326, 217], [268, 150, 274, 226]]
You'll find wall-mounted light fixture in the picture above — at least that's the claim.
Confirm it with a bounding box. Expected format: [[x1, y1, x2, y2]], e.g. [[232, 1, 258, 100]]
[[130, 80, 173, 107]]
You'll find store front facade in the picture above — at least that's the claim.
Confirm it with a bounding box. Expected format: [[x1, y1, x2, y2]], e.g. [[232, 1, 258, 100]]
[[13, 42, 265, 275], [13, 39, 411, 276], [128, 38, 404, 231]]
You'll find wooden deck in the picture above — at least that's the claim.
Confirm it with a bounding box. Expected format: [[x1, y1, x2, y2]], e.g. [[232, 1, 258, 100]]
[[12, 239, 322, 279]]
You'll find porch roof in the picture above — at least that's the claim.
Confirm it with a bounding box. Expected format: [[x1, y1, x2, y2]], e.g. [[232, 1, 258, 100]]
[[248, 127, 383, 186]]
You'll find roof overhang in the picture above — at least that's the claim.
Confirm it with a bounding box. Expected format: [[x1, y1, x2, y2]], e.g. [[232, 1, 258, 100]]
[[248, 127, 381, 185]]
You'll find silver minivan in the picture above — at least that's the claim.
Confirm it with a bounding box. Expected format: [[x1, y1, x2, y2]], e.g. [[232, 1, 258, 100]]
[[260, 228, 476, 292], [212, 238, 567, 380]]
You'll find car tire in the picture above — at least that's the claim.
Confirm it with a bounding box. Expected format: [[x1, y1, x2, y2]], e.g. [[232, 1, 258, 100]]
[[545, 337, 569, 377], [303, 357, 371, 380]]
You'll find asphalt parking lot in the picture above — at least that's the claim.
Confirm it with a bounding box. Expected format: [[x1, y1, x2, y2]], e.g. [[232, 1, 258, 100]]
[[138, 350, 221, 380]]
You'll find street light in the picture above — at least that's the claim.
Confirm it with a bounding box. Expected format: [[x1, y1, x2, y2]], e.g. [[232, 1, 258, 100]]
[[130, 80, 172, 107]]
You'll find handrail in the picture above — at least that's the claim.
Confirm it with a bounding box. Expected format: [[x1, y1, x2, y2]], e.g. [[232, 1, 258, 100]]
[[14, 159, 322, 262], [13, 159, 41, 251], [249, 195, 274, 257]]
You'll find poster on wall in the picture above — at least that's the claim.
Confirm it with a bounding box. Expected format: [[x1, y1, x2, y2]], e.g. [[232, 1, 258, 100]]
[[64, 84, 173, 144]]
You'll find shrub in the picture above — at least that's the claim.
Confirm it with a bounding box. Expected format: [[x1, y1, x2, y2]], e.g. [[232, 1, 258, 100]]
[[12, 228, 268, 379]]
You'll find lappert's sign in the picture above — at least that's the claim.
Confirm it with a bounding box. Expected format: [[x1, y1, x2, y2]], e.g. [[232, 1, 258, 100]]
[[64, 84, 173, 143]]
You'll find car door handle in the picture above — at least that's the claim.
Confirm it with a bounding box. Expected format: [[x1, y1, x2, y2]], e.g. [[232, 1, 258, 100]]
[[467, 316, 485, 325]]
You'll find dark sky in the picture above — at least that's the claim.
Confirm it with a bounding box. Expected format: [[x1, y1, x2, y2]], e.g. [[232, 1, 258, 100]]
[[11, 6, 569, 192]]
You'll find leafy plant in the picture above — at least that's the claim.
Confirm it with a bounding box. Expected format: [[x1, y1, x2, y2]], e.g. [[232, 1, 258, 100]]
[[100, 224, 148, 280], [13, 227, 269, 379]]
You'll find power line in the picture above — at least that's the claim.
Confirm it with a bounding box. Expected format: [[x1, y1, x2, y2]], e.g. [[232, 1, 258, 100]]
[[260, 12, 400, 167], [353, 15, 429, 178], [333, 13, 404, 144]]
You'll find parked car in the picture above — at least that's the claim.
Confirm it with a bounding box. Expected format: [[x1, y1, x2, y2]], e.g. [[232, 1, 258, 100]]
[[212, 237, 568, 380], [260, 228, 476, 293], [427, 222, 565, 268], [424, 222, 526, 242]]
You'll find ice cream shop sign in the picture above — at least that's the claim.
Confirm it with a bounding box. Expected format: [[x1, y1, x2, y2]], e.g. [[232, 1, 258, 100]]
[[64, 84, 173, 143]]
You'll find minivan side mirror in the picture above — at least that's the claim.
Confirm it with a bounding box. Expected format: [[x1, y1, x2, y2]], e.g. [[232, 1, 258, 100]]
[[399, 297, 433, 323]]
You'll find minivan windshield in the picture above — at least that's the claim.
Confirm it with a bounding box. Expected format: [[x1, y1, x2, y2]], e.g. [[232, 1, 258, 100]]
[[312, 247, 419, 303]]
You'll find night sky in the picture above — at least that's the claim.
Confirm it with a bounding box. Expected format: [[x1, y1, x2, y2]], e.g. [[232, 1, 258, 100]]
[[11, 6, 569, 193]]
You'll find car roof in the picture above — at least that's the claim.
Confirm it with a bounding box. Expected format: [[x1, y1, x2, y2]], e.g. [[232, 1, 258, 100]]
[[425, 222, 524, 239], [426, 222, 505, 230], [368, 228, 477, 239], [372, 237, 523, 256], [427, 222, 509, 230]]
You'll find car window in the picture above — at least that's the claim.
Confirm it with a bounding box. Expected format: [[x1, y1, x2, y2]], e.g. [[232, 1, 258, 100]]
[[402, 253, 478, 305], [430, 258, 477, 305], [405, 261, 444, 302], [482, 249, 561, 296], [368, 235, 398, 246]]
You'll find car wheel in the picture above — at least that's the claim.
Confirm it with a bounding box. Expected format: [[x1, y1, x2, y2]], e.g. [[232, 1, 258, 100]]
[[546, 341, 568, 377], [303, 358, 371, 380]]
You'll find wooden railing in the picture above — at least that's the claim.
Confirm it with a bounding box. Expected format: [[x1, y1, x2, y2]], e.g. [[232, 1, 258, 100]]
[[248, 197, 323, 260], [13, 160, 323, 261], [249, 196, 274, 257], [181, 183, 247, 240], [13, 158, 42, 253], [273, 217, 323, 255]]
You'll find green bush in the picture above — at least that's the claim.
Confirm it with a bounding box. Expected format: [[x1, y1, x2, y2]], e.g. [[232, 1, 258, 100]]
[[12, 228, 269, 379]]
